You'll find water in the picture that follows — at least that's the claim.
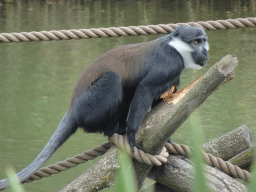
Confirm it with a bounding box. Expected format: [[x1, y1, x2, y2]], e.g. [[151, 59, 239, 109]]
[[0, 1, 255, 191]]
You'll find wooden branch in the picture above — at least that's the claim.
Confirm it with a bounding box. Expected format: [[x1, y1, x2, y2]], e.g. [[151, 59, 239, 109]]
[[60, 55, 238, 191], [229, 148, 253, 170], [202, 125, 252, 160], [60, 147, 119, 192], [203, 125, 253, 171], [149, 156, 247, 192], [137, 55, 238, 155], [152, 182, 176, 192], [150, 125, 251, 191]]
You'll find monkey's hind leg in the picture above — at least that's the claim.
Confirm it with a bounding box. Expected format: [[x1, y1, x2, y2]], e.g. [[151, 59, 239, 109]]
[[73, 72, 123, 137]]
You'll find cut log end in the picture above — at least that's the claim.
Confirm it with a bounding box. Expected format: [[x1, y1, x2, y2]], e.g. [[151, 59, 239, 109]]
[[217, 55, 238, 76]]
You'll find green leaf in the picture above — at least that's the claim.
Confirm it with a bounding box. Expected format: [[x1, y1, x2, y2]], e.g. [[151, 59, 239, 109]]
[[114, 149, 137, 192], [189, 113, 209, 192], [247, 158, 256, 191], [6, 166, 25, 192]]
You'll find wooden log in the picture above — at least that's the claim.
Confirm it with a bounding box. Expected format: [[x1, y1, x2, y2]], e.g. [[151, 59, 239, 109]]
[[202, 125, 252, 160], [60, 55, 239, 192], [60, 147, 119, 192], [153, 183, 175, 192], [149, 156, 247, 192], [229, 148, 253, 170], [150, 125, 252, 191]]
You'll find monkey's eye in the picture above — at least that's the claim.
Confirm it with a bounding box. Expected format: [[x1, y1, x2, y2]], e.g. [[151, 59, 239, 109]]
[[194, 40, 198, 44]]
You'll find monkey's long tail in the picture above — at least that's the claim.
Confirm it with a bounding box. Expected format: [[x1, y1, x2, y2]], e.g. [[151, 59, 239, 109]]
[[0, 112, 78, 190]]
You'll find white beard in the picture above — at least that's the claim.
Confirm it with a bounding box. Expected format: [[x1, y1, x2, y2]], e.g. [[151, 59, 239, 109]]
[[168, 38, 209, 70]]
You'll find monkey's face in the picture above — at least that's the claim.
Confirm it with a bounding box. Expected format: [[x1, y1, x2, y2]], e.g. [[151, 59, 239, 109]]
[[169, 25, 209, 70], [190, 38, 209, 67]]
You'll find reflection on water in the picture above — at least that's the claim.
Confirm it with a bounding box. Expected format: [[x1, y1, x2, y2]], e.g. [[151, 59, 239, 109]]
[[0, 1, 255, 191]]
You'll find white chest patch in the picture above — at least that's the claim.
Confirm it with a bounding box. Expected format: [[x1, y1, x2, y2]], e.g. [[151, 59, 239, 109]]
[[168, 38, 202, 70]]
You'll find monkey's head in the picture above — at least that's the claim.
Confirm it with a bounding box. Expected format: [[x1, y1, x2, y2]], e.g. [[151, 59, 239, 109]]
[[168, 25, 209, 70]]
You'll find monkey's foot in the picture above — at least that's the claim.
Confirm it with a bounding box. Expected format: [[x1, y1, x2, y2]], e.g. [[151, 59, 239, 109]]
[[161, 78, 200, 105]]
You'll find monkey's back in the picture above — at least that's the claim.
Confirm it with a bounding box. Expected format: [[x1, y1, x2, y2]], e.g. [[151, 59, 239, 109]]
[[71, 39, 160, 102]]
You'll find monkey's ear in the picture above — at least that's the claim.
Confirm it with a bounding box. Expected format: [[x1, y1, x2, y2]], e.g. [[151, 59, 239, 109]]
[[173, 30, 180, 37]]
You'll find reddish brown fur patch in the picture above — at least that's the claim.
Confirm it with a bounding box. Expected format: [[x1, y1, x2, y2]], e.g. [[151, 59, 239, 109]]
[[69, 39, 161, 110]]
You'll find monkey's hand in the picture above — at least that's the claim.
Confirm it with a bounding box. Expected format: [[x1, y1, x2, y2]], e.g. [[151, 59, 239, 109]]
[[126, 129, 142, 152]]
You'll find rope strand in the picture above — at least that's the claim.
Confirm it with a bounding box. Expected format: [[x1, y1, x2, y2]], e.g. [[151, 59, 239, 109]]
[[1, 17, 255, 43], [22, 134, 251, 184]]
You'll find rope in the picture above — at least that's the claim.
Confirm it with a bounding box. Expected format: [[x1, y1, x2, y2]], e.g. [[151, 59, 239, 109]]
[[165, 143, 251, 182], [24, 133, 169, 183], [1, 17, 256, 43], [24, 142, 112, 183], [109, 134, 169, 166], [22, 134, 251, 184]]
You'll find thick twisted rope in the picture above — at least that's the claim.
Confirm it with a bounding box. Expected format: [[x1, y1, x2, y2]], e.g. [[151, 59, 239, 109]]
[[24, 142, 112, 183], [109, 134, 169, 166], [24, 133, 169, 183], [22, 134, 251, 184], [1, 17, 256, 43], [165, 143, 251, 182]]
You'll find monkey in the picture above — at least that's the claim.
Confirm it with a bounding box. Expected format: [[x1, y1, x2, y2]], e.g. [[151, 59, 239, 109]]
[[0, 25, 209, 190]]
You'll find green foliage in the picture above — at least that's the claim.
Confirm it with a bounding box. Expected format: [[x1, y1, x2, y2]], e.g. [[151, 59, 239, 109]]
[[189, 114, 209, 192], [247, 158, 256, 191], [114, 149, 137, 192], [139, 181, 154, 192], [6, 166, 24, 192]]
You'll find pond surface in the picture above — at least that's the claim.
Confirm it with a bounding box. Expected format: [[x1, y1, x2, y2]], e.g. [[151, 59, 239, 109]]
[[0, 0, 256, 191]]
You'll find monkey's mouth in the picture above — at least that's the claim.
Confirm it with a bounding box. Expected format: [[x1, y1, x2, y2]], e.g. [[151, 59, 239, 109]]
[[197, 59, 208, 67]]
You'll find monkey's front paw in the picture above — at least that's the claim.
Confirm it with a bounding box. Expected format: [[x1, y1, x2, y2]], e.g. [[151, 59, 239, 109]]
[[126, 129, 142, 152], [128, 140, 142, 153], [167, 138, 172, 143]]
